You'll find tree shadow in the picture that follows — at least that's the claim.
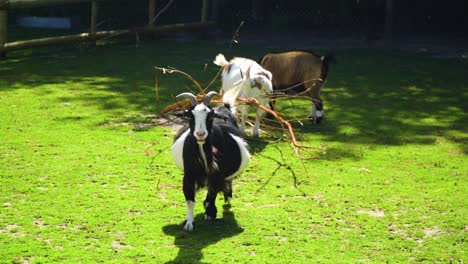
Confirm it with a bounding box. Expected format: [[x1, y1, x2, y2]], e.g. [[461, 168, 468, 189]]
[[1, 44, 466, 154], [274, 49, 468, 154], [162, 204, 244, 264], [255, 145, 307, 196]]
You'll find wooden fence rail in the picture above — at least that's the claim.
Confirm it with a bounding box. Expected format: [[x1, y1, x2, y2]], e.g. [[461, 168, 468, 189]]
[[0, 0, 216, 57]]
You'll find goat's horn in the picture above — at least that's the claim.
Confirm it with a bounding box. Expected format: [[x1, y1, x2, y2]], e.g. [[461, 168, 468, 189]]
[[176, 92, 198, 107], [245, 64, 252, 79], [203, 91, 220, 106]]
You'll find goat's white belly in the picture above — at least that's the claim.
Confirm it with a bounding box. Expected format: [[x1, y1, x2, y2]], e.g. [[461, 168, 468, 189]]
[[227, 133, 250, 179], [172, 130, 190, 171]]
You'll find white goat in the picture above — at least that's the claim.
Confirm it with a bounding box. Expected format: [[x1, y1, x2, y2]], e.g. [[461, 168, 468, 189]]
[[213, 53, 273, 137]]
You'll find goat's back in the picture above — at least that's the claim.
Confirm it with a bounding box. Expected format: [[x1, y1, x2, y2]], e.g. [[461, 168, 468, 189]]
[[220, 57, 272, 108], [260, 50, 333, 90]]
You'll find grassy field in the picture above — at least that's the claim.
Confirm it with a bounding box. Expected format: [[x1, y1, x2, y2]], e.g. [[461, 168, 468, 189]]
[[0, 38, 467, 263]]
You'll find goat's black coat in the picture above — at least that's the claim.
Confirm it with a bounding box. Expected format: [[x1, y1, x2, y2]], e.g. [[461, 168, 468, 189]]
[[174, 105, 246, 219]]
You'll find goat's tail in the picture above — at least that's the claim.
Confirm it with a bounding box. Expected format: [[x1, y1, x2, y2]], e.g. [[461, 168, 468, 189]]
[[221, 84, 243, 114], [213, 53, 229, 67], [321, 53, 337, 67]]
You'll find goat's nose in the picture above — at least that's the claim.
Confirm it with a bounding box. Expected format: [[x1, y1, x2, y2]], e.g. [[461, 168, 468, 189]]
[[196, 131, 206, 138]]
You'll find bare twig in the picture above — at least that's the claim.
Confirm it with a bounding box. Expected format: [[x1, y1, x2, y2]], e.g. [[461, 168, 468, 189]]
[[149, 0, 176, 25], [230, 21, 245, 48], [203, 67, 223, 92], [155, 66, 205, 94]]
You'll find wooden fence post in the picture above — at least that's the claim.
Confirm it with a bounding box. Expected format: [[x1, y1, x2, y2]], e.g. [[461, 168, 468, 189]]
[[211, 0, 219, 23], [148, 0, 156, 28], [90, 0, 98, 34], [201, 0, 209, 22], [0, 8, 7, 58]]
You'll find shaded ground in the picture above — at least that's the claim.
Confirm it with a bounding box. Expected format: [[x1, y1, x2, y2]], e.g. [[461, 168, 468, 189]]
[[203, 29, 468, 60]]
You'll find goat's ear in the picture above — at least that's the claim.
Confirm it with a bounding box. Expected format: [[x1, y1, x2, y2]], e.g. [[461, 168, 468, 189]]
[[214, 111, 229, 122], [173, 110, 190, 118], [263, 69, 273, 81]]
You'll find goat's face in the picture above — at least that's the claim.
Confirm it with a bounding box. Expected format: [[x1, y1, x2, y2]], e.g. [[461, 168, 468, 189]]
[[176, 91, 220, 144], [190, 104, 214, 144], [237, 64, 273, 95]]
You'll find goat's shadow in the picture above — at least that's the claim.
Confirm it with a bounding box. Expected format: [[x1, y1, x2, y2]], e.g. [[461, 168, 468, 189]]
[[162, 204, 244, 264]]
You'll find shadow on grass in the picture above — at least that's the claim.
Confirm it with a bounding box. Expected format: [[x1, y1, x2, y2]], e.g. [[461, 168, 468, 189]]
[[255, 145, 307, 196], [247, 137, 270, 155], [275, 50, 468, 154], [162, 204, 244, 264], [1, 45, 466, 154]]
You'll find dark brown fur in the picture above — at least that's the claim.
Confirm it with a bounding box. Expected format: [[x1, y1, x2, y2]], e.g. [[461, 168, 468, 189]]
[[259, 50, 335, 122]]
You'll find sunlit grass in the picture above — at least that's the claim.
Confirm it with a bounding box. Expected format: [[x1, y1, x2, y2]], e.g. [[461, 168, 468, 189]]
[[0, 39, 467, 263]]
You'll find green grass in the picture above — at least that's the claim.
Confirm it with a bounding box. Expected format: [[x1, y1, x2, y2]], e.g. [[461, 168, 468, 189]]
[[1, 39, 467, 263]]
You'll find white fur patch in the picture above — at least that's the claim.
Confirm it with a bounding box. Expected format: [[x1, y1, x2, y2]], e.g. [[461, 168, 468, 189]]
[[216, 56, 273, 137], [213, 53, 229, 67], [184, 201, 195, 231], [316, 110, 323, 118], [193, 104, 210, 141], [198, 144, 209, 174], [227, 133, 250, 179], [172, 130, 190, 171]]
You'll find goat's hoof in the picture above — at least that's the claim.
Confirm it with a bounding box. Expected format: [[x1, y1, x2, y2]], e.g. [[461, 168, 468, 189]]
[[183, 221, 194, 231], [309, 116, 322, 124], [205, 214, 216, 221]]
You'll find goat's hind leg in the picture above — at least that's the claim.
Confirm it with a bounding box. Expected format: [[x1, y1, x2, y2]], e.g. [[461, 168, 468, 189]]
[[308, 96, 324, 124], [223, 181, 233, 204], [312, 101, 324, 124], [204, 189, 218, 220]]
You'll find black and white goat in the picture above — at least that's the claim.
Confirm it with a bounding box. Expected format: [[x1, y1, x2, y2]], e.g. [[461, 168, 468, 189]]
[[214, 53, 273, 137], [259, 50, 335, 124], [171, 91, 250, 231]]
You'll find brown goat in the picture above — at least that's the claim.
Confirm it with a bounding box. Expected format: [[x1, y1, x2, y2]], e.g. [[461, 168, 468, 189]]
[[259, 50, 335, 123]]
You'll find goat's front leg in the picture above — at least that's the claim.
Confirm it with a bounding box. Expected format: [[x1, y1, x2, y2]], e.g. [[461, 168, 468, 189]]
[[183, 178, 196, 231], [239, 105, 248, 132], [253, 108, 265, 138], [204, 188, 218, 220]]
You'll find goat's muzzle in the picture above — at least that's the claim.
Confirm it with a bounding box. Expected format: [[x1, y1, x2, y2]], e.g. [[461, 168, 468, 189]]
[[195, 131, 207, 144]]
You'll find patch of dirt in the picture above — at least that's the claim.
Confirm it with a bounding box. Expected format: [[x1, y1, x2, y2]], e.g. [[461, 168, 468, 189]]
[[357, 209, 385, 217], [423, 227, 446, 238], [100, 114, 185, 134], [112, 241, 133, 252], [0, 224, 25, 237]]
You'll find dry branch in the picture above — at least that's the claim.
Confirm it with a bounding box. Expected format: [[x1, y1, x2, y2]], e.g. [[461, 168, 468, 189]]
[[155, 64, 321, 159], [149, 0, 175, 25], [236, 97, 319, 160], [155, 66, 205, 94]]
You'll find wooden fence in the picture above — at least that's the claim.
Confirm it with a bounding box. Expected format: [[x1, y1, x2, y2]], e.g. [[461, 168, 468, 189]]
[[0, 0, 216, 57]]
